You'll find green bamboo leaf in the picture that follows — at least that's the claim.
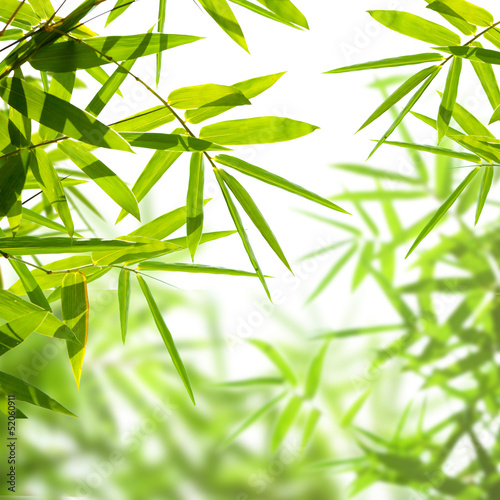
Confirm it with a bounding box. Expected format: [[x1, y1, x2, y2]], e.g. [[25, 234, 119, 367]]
[[333, 190, 427, 201], [111, 106, 175, 132], [169, 84, 250, 109], [0, 150, 29, 218], [0, 0, 39, 27], [105, 0, 133, 26], [200, 116, 318, 145], [469, 42, 500, 110], [116, 129, 186, 223], [314, 324, 405, 340], [381, 140, 481, 163], [137, 261, 260, 277], [0, 288, 77, 344], [29, 34, 203, 72], [229, 0, 298, 28], [354, 201, 378, 236], [0, 78, 132, 151], [307, 244, 357, 303], [325, 53, 445, 74], [86, 58, 136, 117], [218, 169, 291, 271], [39, 72, 76, 141], [407, 167, 481, 257], [352, 241, 374, 291], [0, 237, 150, 255], [248, 339, 297, 385], [215, 154, 348, 213], [256, 0, 308, 29], [198, 0, 248, 52], [368, 10, 461, 45], [136, 274, 195, 404], [216, 377, 284, 388], [118, 268, 131, 344], [475, 165, 493, 225], [304, 343, 328, 399], [0, 311, 47, 356], [424, 0, 475, 35], [434, 45, 500, 65], [129, 199, 210, 240], [223, 392, 286, 446], [302, 407, 321, 448], [29, 149, 74, 236], [214, 169, 270, 298], [9, 96, 31, 147], [91, 236, 181, 266], [119, 132, 228, 151], [271, 395, 302, 451], [156, 0, 167, 85], [358, 65, 439, 132], [331, 163, 421, 184], [58, 141, 140, 221], [61, 272, 89, 388], [9, 259, 51, 311], [185, 71, 286, 124], [0, 29, 24, 41], [426, 0, 493, 27], [28, 0, 54, 19], [341, 388, 372, 427], [438, 56, 462, 143], [0, 371, 75, 416], [7, 195, 22, 236], [85, 67, 123, 98], [368, 66, 442, 159], [166, 230, 236, 251], [186, 153, 205, 260]]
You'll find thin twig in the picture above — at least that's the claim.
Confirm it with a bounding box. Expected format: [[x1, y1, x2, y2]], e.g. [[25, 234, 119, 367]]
[[0, 0, 26, 37]]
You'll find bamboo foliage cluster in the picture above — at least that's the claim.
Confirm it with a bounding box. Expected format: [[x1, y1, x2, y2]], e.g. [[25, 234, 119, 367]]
[[0, 0, 342, 410]]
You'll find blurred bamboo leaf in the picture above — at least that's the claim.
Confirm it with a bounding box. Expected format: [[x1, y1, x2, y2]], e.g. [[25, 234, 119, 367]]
[[118, 268, 131, 344]]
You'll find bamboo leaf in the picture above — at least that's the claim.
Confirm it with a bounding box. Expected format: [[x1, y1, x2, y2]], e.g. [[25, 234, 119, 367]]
[[326, 53, 444, 74], [136, 274, 195, 404], [169, 84, 250, 109], [381, 140, 481, 163], [0, 289, 75, 340], [215, 155, 348, 213], [368, 10, 461, 45], [331, 163, 422, 184], [0, 312, 45, 356], [186, 153, 205, 260], [29, 34, 203, 72], [256, 0, 308, 29], [39, 72, 76, 141], [223, 392, 286, 446], [426, 0, 493, 28], [86, 58, 136, 117], [475, 165, 493, 225], [61, 272, 89, 388], [218, 168, 291, 271], [368, 66, 441, 159], [0, 371, 75, 416], [9, 259, 51, 311], [200, 116, 318, 145], [302, 407, 321, 448], [29, 149, 74, 236], [118, 268, 131, 344], [137, 261, 260, 277], [249, 339, 297, 385], [214, 168, 270, 298], [0, 78, 132, 151], [58, 141, 140, 221], [406, 167, 480, 257], [438, 56, 462, 143], [304, 343, 329, 399], [119, 132, 228, 151], [111, 106, 175, 133], [352, 242, 374, 291], [105, 0, 133, 26], [434, 45, 500, 65], [358, 65, 439, 132], [469, 42, 500, 110], [0, 0, 39, 27], [0, 237, 152, 255], [28, 0, 54, 19], [0, 150, 29, 218], [271, 395, 302, 451], [425, 0, 475, 35], [185, 71, 286, 124], [156, 0, 167, 85], [229, 0, 298, 28], [341, 388, 372, 427], [198, 0, 248, 52]]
